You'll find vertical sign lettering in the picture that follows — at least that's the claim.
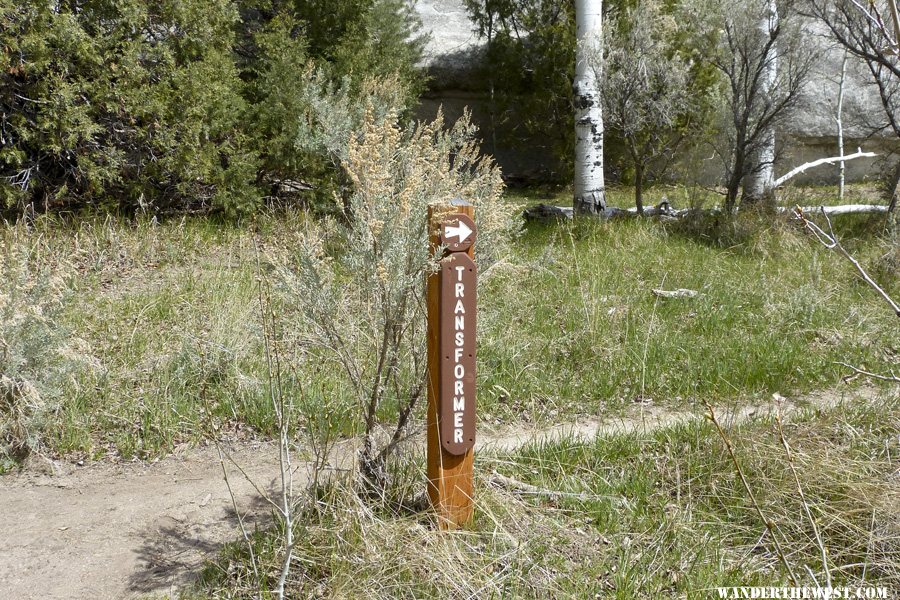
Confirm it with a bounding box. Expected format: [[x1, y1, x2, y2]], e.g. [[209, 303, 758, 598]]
[[438, 215, 477, 455]]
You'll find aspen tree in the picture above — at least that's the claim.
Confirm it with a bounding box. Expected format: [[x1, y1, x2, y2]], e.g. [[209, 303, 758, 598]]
[[574, 0, 606, 215]]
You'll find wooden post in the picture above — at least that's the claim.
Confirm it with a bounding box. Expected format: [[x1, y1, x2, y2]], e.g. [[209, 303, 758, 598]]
[[427, 199, 476, 529]]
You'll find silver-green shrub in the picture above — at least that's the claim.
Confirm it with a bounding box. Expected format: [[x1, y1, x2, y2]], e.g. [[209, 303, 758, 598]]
[[0, 234, 72, 466], [277, 108, 518, 488]]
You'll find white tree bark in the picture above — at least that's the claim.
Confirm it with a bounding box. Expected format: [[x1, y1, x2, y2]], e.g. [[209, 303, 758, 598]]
[[788, 204, 890, 216], [836, 51, 848, 202], [574, 0, 606, 215], [773, 148, 876, 187], [743, 0, 778, 203]]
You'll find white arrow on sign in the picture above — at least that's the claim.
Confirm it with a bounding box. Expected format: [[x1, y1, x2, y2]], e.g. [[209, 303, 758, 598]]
[[444, 220, 473, 243]]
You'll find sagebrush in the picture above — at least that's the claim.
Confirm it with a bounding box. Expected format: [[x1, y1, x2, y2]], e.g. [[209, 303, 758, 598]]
[[275, 109, 517, 487]]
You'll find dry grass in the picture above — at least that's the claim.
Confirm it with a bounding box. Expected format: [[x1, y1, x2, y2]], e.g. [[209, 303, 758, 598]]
[[191, 389, 900, 598], [0, 184, 896, 469]]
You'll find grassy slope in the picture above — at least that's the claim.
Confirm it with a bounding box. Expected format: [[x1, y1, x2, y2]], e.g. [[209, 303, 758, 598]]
[[1, 185, 897, 462], [3, 185, 897, 597]]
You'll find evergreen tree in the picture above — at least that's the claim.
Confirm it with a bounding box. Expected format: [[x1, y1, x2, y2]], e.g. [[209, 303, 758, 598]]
[[0, 0, 425, 215]]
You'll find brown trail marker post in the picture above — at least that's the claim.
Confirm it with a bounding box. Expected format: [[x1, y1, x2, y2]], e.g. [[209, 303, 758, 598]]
[[427, 199, 477, 529]]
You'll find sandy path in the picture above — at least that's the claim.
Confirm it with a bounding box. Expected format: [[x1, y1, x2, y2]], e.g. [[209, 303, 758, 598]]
[[0, 442, 286, 600], [0, 386, 885, 599]]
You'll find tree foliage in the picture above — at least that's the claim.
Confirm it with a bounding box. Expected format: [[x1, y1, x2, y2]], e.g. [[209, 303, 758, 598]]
[[0, 0, 425, 215], [699, 0, 814, 210], [464, 0, 718, 184], [464, 0, 577, 178], [597, 0, 711, 212]]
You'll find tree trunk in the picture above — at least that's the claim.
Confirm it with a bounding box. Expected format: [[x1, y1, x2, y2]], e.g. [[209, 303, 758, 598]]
[[836, 50, 848, 202], [886, 161, 900, 212], [742, 0, 778, 206], [725, 152, 744, 212], [573, 0, 606, 216], [634, 162, 645, 215]]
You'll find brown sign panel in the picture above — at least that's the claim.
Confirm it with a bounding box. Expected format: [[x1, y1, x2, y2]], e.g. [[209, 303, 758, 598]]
[[439, 214, 477, 253], [439, 252, 477, 455]]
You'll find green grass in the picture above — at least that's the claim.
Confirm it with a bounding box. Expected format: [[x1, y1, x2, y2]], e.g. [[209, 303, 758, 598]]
[[189, 389, 900, 598], [1, 186, 897, 464], [479, 212, 898, 425], [504, 181, 886, 211], [498, 402, 900, 595]]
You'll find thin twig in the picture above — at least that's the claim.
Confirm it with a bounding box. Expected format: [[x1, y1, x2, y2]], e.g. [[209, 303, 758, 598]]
[[704, 399, 800, 585], [775, 407, 832, 588], [836, 361, 900, 383], [221, 451, 283, 514], [215, 445, 261, 582], [255, 239, 294, 600], [198, 368, 260, 584], [793, 206, 900, 318]]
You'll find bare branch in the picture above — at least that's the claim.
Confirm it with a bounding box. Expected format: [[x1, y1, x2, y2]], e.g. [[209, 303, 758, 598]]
[[889, 0, 900, 51], [775, 408, 832, 588], [847, 0, 900, 48], [254, 241, 296, 600], [792, 206, 900, 318], [774, 149, 877, 188], [836, 361, 900, 382]]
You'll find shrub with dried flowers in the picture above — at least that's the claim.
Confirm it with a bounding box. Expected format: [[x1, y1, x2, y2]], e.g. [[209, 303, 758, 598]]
[[277, 108, 517, 489]]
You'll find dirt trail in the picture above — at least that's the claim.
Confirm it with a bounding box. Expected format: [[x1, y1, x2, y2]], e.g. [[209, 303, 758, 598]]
[[0, 442, 287, 600], [0, 386, 883, 600]]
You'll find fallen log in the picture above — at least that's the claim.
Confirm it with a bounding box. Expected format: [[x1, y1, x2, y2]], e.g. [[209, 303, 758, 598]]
[[522, 203, 573, 221], [524, 199, 691, 222], [524, 202, 891, 222], [604, 200, 694, 219], [779, 204, 890, 216], [525, 148, 884, 223]]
